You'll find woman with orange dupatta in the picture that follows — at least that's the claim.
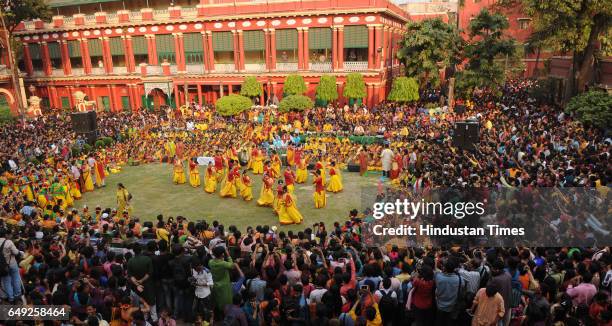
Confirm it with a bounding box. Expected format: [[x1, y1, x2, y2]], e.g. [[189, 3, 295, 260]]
[[313, 170, 326, 209], [278, 186, 303, 225]]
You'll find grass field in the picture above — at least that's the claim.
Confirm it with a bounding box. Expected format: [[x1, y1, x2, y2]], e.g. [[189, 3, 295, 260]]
[[79, 163, 378, 231]]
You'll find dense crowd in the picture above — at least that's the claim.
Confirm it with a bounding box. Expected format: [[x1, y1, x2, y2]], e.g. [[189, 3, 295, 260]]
[[0, 79, 610, 326]]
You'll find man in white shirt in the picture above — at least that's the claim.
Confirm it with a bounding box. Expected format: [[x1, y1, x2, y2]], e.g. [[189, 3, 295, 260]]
[[0, 228, 23, 303], [380, 144, 394, 179], [191, 259, 213, 317]]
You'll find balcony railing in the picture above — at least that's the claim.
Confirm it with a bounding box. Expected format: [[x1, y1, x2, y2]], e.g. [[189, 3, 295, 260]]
[[0, 65, 10, 75], [91, 67, 105, 75], [343, 61, 368, 71], [51, 69, 64, 76], [146, 65, 162, 75], [113, 66, 128, 74], [107, 14, 118, 24], [309, 62, 332, 72], [276, 62, 298, 72], [183, 7, 198, 18], [129, 12, 142, 21], [154, 10, 169, 20], [245, 63, 266, 72], [72, 68, 84, 76], [85, 15, 96, 23], [213, 63, 236, 72], [186, 64, 204, 74], [31, 71, 45, 77]]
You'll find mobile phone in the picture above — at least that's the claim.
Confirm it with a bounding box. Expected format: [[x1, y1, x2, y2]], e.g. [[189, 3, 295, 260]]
[[360, 285, 369, 291]]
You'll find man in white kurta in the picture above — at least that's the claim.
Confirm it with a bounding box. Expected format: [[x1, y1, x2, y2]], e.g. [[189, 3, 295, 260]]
[[381, 144, 394, 179]]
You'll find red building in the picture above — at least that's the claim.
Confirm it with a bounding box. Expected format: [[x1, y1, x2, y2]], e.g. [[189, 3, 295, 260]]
[[458, 0, 549, 77], [14, 0, 408, 112]]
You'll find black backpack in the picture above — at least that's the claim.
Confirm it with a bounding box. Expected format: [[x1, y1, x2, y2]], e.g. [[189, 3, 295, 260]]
[[0, 240, 8, 277], [378, 289, 398, 322]]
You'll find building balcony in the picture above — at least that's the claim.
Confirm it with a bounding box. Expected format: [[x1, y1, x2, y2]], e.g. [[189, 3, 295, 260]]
[[31, 71, 46, 77], [51, 69, 64, 76], [245, 63, 266, 72], [91, 67, 105, 75], [186, 64, 205, 74], [214, 63, 236, 72], [113, 66, 128, 74], [276, 62, 298, 72], [147, 65, 163, 75], [343, 61, 368, 71], [72, 68, 84, 76], [309, 62, 332, 72], [0, 65, 11, 76]]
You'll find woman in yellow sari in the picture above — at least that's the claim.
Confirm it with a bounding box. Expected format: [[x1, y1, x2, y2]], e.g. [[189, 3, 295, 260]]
[[173, 157, 186, 184], [257, 173, 275, 207], [240, 170, 253, 201], [82, 163, 95, 192], [271, 152, 281, 178], [286, 146, 295, 166], [116, 183, 131, 215], [189, 159, 201, 187], [326, 162, 343, 193], [219, 166, 238, 198], [251, 148, 264, 174], [204, 165, 217, 193], [295, 156, 308, 184], [313, 170, 326, 209], [278, 188, 303, 225], [69, 177, 82, 200]]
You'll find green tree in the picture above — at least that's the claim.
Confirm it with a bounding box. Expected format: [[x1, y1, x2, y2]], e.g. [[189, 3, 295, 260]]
[[215, 94, 252, 116], [343, 73, 366, 101], [283, 74, 307, 95], [0, 0, 52, 115], [278, 95, 313, 113], [0, 106, 15, 125], [315, 75, 338, 103], [456, 9, 517, 96], [387, 77, 420, 103], [240, 76, 263, 101], [397, 18, 463, 87], [519, 0, 612, 95], [565, 90, 611, 129]]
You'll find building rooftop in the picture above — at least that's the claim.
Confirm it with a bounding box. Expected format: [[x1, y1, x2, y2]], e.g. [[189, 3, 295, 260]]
[[48, 0, 121, 8]]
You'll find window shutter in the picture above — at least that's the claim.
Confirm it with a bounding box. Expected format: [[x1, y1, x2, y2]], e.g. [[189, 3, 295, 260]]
[[212, 31, 233, 52], [309, 28, 332, 50], [155, 34, 175, 53], [276, 29, 298, 50], [68, 40, 81, 57], [244, 30, 265, 51], [29, 43, 41, 59], [88, 38, 103, 56], [183, 33, 203, 52], [47, 42, 62, 59], [344, 25, 368, 48], [109, 37, 125, 55], [132, 36, 148, 55]]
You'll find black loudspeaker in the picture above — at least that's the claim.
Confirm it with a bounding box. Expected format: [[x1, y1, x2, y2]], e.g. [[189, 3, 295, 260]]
[[71, 111, 97, 133], [347, 164, 360, 172], [80, 131, 98, 145], [452, 120, 480, 151]]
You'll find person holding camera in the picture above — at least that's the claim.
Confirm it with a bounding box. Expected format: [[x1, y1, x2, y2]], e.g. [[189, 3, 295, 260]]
[[0, 228, 23, 304]]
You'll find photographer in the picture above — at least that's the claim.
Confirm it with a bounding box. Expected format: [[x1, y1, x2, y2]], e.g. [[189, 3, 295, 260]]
[[0, 227, 23, 304]]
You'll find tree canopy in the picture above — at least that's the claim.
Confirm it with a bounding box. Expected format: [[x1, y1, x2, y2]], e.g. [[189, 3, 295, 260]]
[[215, 94, 252, 116], [396, 18, 463, 87], [565, 90, 611, 129], [283, 74, 307, 96], [387, 77, 420, 103], [278, 95, 313, 113], [315, 75, 338, 102], [456, 9, 517, 96], [1, 0, 51, 33], [240, 76, 263, 99], [343, 73, 366, 100], [519, 0, 612, 94]]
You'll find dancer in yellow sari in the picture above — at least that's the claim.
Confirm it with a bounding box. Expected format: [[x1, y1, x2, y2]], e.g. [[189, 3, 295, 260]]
[[240, 170, 253, 201], [116, 183, 131, 215], [204, 165, 217, 193], [295, 157, 308, 184], [257, 173, 274, 207], [326, 162, 343, 193], [271, 152, 281, 178], [286, 146, 295, 167], [189, 160, 201, 187], [278, 188, 303, 225], [82, 164, 95, 192], [313, 171, 326, 209], [173, 157, 186, 184], [219, 165, 239, 198], [251, 148, 264, 174]]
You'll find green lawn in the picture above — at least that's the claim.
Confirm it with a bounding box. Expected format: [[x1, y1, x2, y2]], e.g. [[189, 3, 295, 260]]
[[80, 163, 378, 231]]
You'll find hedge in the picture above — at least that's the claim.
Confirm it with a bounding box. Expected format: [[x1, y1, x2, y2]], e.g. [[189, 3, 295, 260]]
[[278, 95, 313, 113], [215, 94, 253, 116]]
